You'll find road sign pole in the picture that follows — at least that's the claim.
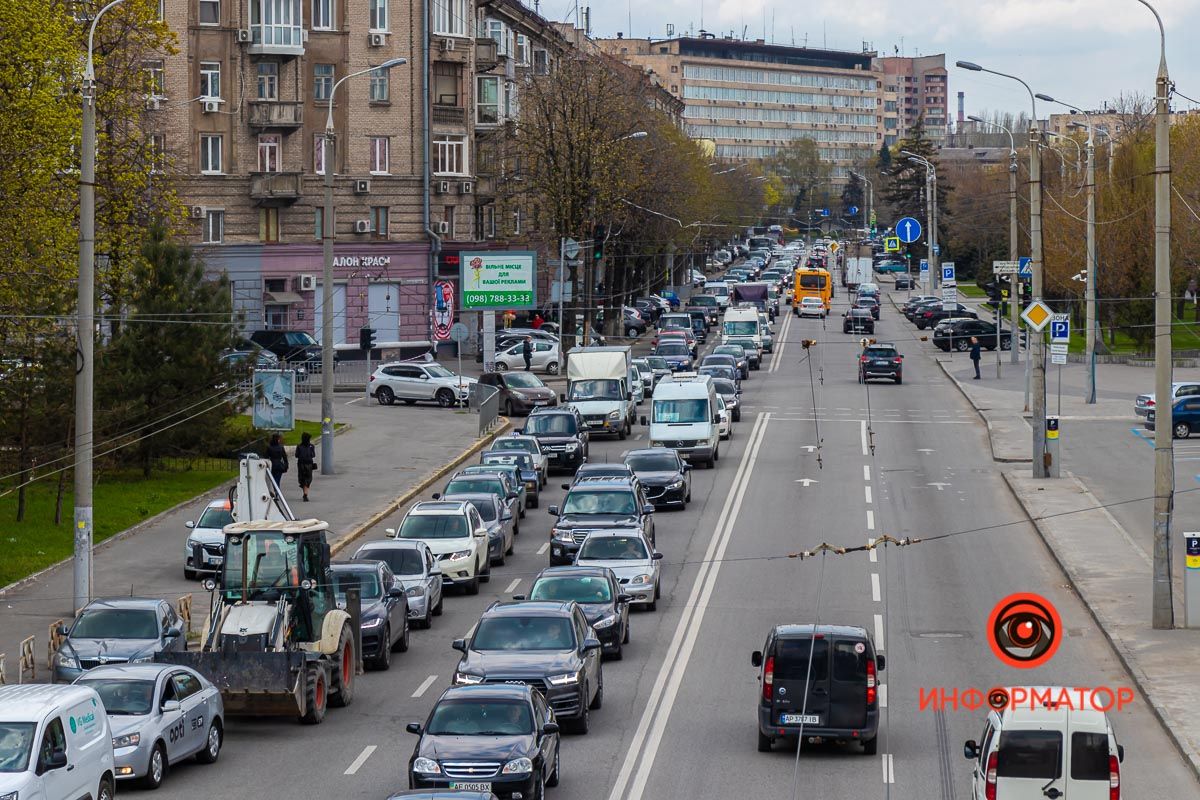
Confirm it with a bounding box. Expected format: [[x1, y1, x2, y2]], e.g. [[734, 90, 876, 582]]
[[1030, 122, 1049, 479], [1010, 153, 1020, 365]]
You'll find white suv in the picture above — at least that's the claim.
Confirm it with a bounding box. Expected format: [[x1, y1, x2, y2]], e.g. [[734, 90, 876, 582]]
[[370, 361, 475, 408], [385, 501, 490, 595]]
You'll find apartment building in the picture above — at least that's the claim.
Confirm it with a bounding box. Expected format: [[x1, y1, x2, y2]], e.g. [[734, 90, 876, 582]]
[[876, 54, 949, 145], [597, 33, 880, 178]]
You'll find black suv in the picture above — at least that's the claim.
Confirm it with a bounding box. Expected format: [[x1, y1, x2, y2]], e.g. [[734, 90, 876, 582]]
[[248, 329, 330, 366], [547, 477, 656, 565], [522, 566, 631, 659], [933, 318, 1014, 352], [842, 308, 875, 334], [521, 408, 588, 473], [913, 302, 977, 329], [406, 683, 561, 797], [623, 448, 691, 509], [452, 601, 604, 733], [858, 343, 903, 384]]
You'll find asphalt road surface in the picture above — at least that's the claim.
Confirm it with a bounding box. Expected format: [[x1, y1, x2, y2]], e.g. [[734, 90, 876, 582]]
[[150, 288, 1197, 800]]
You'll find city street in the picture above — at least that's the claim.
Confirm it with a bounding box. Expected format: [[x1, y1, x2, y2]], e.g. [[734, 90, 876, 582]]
[[141, 287, 1196, 800]]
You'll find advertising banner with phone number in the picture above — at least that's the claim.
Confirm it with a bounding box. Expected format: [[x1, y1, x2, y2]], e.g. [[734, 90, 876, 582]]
[[460, 251, 537, 311]]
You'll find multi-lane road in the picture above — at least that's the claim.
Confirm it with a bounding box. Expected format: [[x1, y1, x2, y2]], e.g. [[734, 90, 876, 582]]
[[150, 282, 1197, 799]]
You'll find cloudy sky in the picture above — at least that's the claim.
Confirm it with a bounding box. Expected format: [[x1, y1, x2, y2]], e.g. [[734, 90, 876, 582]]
[[566, 0, 1200, 121]]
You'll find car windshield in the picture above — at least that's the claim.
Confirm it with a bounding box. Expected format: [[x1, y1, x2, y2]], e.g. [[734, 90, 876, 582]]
[[356, 547, 425, 576], [424, 365, 454, 379], [626, 452, 680, 472], [472, 616, 575, 650], [426, 699, 533, 735], [283, 332, 317, 346], [397, 514, 468, 540], [645, 357, 669, 370], [0, 723, 36, 773], [483, 453, 529, 470], [864, 348, 897, 359], [445, 478, 504, 496], [709, 286, 729, 297], [655, 343, 689, 356], [653, 399, 709, 424], [712, 379, 737, 395], [530, 575, 613, 603], [524, 414, 576, 435], [724, 321, 758, 335], [71, 608, 159, 639], [562, 490, 637, 515], [223, 532, 301, 599], [691, 296, 716, 306], [715, 346, 744, 358], [196, 506, 234, 530], [503, 373, 544, 389], [578, 535, 650, 560], [331, 570, 383, 600], [78, 679, 156, 716], [568, 379, 623, 401], [494, 439, 536, 454]]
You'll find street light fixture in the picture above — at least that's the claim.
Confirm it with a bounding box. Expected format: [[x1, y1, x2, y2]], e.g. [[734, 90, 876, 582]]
[[319, 57, 407, 476], [901, 150, 939, 291]]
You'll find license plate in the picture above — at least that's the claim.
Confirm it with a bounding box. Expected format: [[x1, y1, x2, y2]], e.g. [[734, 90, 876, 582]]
[[450, 783, 492, 792], [781, 714, 821, 725], [206, 556, 222, 565], [874, 361, 890, 366], [533, 400, 548, 406]]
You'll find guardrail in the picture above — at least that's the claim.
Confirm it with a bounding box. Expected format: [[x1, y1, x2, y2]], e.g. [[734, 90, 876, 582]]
[[177, 594, 193, 634], [17, 635, 34, 683], [47, 620, 65, 669], [470, 383, 502, 438]]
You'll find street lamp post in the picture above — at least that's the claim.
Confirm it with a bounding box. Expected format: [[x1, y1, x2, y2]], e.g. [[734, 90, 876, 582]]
[[74, 0, 126, 612], [850, 170, 873, 237], [902, 151, 938, 291], [321, 58, 406, 476]]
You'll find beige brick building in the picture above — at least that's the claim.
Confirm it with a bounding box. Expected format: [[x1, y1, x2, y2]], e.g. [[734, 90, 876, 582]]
[[876, 54, 949, 145]]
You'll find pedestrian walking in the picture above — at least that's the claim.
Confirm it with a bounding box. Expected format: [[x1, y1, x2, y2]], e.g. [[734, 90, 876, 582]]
[[295, 432, 316, 502], [522, 336, 533, 371], [266, 433, 289, 489], [531, 313, 544, 330], [970, 336, 982, 380]]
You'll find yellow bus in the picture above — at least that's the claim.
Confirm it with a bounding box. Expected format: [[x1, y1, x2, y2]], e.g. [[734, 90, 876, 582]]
[[792, 267, 832, 312]]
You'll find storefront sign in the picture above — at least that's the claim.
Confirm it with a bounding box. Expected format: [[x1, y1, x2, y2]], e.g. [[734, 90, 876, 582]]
[[432, 280, 455, 341], [460, 251, 536, 311], [332, 255, 392, 268]]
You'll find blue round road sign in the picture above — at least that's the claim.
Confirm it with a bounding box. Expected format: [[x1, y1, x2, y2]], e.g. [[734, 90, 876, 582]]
[[895, 217, 923, 243]]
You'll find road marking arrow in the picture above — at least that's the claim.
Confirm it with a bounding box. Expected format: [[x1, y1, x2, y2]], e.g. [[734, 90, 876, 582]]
[[801, 445, 818, 453], [927, 482, 951, 490], [916, 448, 935, 453], [795, 478, 820, 487]]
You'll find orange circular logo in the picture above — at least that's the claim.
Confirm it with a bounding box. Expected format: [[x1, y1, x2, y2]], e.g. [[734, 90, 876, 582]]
[[987, 593, 1061, 669]]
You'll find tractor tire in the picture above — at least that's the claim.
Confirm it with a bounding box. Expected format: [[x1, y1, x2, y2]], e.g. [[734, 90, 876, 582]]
[[300, 663, 328, 725], [328, 622, 355, 709]]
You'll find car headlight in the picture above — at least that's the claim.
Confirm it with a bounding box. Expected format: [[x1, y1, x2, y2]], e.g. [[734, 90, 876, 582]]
[[112, 732, 141, 749], [185, 537, 199, 549], [413, 757, 440, 774], [502, 757, 533, 774], [607, 410, 621, 420], [130, 654, 153, 664], [446, 549, 472, 561], [592, 614, 618, 630], [552, 528, 573, 542], [453, 672, 484, 685], [667, 480, 684, 490], [405, 585, 424, 598], [0, 791, 18, 800], [56, 651, 78, 669], [564, 442, 579, 451], [630, 573, 653, 585], [547, 671, 581, 686], [360, 617, 384, 629]]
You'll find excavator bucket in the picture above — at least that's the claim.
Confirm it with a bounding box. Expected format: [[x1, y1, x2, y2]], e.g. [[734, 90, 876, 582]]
[[155, 650, 306, 717]]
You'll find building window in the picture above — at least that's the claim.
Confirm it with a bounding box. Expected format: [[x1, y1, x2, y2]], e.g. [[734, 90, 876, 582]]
[[369, 66, 389, 102], [369, 136, 389, 174], [433, 62, 462, 106], [258, 135, 281, 172], [515, 33, 529, 65], [369, 0, 387, 31], [149, 133, 166, 173], [314, 206, 333, 239], [312, 0, 333, 29], [202, 209, 225, 243], [143, 60, 165, 97], [433, 134, 467, 175], [250, 0, 303, 47], [199, 61, 221, 99], [198, 0, 219, 23], [484, 19, 509, 56], [483, 205, 495, 237], [260, 208, 280, 242], [199, 134, 223, 174], [512, 206, 522, 235], [504, 80, 518, 119], [370, 206, 389, 238], [313, 134, 328, 174], [265, 304, 288, 328], [532, 49, 549, 75], [476, 76, 499, 124], [432, 0, 468, 35], [257, 62, 279, 100], [313, 64, 334, 101]]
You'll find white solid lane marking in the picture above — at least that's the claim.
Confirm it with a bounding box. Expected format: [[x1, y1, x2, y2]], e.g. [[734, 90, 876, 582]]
[[769, 312, 792, 373], [860, 420, 869, 456], [345, 397, 364, 405], [411, 674, 438, 698], [504, 578, 521, 594], [866, 509, 875, 530], [537, 542, 549, 555], [344, 745, 376, 775], [864, 485, 873, 504], [871, 572, 881, 603], [874, 614, 885, 650], [882, 753, 895, 784], [879, 683, 888, 708], [863, 465, 871, 481], [608, 414, 772, 800]]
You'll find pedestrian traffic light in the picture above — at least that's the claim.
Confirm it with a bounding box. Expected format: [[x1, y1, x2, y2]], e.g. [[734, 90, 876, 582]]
[[359, 326, 377, 351], [593, 225, 605, 262]]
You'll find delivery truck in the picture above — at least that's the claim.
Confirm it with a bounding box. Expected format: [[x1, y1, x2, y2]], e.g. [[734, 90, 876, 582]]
[[564, 345, 636, 439]]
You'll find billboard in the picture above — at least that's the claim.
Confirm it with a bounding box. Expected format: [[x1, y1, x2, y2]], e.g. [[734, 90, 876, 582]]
[[432, 279, 455, 340], [252, 370, 296, 431], [460, 250, 536, 311]]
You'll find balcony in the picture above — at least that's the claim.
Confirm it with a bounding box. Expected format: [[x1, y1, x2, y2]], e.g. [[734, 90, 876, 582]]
[[250, 172, 302, 205], [248, 101, 304, 129], [248, 0, 305, 58], [432, 104, 466, 126], [475, 38, 499, 71]]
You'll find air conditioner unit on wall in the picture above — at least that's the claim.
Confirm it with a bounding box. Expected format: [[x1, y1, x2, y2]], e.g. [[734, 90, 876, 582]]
[[436, 221, 450, 234], [297, 274, 317, 291], [190, 205, 205, 219], [202, 100, 219, 113], [437, 180, 451, 194], [368, 32, 386, 47], [354, 219, 373, 233], [354, 179, 371, 194], [459, 181, 473, 195], [440, 38, 455, 52], [236, 29, 251, 42]]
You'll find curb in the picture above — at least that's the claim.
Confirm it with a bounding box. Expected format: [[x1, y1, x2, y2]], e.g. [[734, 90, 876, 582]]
[[999, 471, 1200, 783], [330, 418, 513, 557], [933, 359, 1031, 463]]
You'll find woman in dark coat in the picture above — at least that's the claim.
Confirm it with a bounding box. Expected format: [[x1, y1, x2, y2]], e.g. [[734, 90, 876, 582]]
[[295, 432, 317, 502], [266, 433, 288, 489]]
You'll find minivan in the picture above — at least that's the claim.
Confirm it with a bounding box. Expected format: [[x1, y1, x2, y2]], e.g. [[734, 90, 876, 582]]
[[751, 624, 884, 754], [0, 684, 116, 800], [963, 687, 1125, 800]]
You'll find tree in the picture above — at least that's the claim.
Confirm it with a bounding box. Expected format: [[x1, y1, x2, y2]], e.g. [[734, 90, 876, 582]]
[[840, 172, 865, 222], [764, 138, 830, 225], [101, 227, 237, 477], [877, 143, 892, 170]]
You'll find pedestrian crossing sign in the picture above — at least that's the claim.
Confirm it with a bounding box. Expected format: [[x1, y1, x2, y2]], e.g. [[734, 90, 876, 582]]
[[884, 236, 900, 252]]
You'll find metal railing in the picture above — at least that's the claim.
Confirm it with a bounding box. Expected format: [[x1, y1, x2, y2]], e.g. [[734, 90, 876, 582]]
[[470, 383, 501, 437]]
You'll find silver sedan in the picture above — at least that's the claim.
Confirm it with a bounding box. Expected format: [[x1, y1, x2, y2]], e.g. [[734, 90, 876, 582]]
[[75, 663, 224, 790]]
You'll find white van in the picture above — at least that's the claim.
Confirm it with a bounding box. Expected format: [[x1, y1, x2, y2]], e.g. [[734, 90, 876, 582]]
[[963, 686, 1125, 800], [706, 281, 731, 311], [643, 373, 721, 468], [722, 307, 762, 351], [0, 684, 116, 800]]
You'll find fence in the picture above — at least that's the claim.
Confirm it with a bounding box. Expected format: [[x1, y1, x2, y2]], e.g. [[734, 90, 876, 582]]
[[47, 620, 65, 669], [177, 594, 193, 634], [16, 635, 34, 683], [470, 383, 502, 438]]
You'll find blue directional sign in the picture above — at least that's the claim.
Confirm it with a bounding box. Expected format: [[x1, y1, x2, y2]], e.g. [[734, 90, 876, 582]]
[[895, 216, 923, 243], [849, 205, 860, 215], [819, 208, 830, 217], [942, 263, 956, 283], [1018, 257, 1033, 279], [919, 259, 929, 275], [933, 244, 941, 256]]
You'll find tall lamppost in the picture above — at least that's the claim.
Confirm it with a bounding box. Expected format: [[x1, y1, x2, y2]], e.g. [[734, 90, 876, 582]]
[[320, 57, 406, 475], [957, 60, 1050, 478], [850, 170, 873, 236], [901, 151, 938, 291]]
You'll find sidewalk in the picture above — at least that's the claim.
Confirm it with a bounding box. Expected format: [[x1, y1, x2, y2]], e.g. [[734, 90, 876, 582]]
[[0, 401, 507, 682]]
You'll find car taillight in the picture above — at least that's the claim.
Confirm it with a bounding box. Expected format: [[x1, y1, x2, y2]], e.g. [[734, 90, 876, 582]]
[[1147, 399, 1155, 406], [866, 657, 877, 705], [860, 355, 869, 363], [369, 375, 375, 381], [893, 358, 902, 364], [984, 752, 998, 800], [763, 655, 774, 701], [923, 311, 934, 318], [1109, 754, 1120, 800]]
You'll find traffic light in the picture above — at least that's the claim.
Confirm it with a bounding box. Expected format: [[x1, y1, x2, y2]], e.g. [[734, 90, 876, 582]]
[[359, 326, 377, 351], [593, 225, 606, 262]]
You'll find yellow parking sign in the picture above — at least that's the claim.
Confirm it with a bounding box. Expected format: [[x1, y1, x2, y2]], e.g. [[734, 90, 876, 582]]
[[884, 236, 900, 253]]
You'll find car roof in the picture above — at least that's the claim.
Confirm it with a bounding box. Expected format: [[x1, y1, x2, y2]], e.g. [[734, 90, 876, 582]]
[[356, 539, 427, 551], [570, 477, 636, 489], [410, 500, 471, 515], [535, 565, 612, 580], [439, 683, 533, 703], [442, 492, 501, 505], [0, 685, 106, 722], [997, 687, 1112, 730], [74, 663, 182, 681], [623, 448, 673, 459], [773, 623, 872, 639], [82, 597, 164, 611], [483, 600, 575, 618], [574, 527, 647, 540]]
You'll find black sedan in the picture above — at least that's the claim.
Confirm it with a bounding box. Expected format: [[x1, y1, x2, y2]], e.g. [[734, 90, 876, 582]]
[[331, 561, 410, 670], [522, 566, 631, 659], [933, 319, 1014, 352], [623, 447, 691, 509], [843, 308, 876, 334], [407, 684, 560, 799]]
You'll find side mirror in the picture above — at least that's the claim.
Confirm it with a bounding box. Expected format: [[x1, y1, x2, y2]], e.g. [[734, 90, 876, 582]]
[[512, 594, 526, 601], [406, 722, 423, 735], [451, 638, 467, 653], [165, 624, 183, 639], [626, 392, 633, 401], [652, 552, 664, 560], [43, 749, 68, 771], [385, 527, 397, 537], [559, 393, 567, 403], [161, 699, 181, 714], [431, 492, 442, 500], [501, 511, 514, 521], [617, 594, 632, 604], [548, 505, 559, 516], [640, 416, 648, 426], [642, 504, 655, 515], [542, 722, 560, 735], [429, 567, 442, 576], [1118, 744, 1125, 763], [876, 654, 886, 671], [963, 740, 979, 760], [561, 483, 571, 491], [56, 624, 69, 637], [582, 637, 602, 652], [712, 415, 720, 424], [682, 463, 692, 472], [185, 521, 195, 529], [750, 650, 763, 667], [388, 586, 404, 598]]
